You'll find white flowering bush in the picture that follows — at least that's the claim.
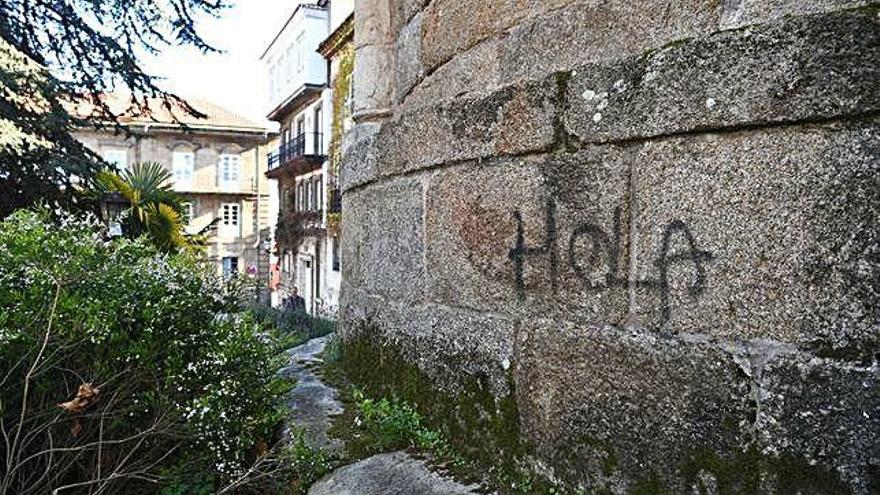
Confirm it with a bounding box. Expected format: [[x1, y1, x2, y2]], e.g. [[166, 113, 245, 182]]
[[0, 209, 291, 494]]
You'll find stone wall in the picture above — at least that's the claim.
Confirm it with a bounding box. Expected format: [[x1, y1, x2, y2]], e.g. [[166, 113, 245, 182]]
[[339, 1, 879, 492]]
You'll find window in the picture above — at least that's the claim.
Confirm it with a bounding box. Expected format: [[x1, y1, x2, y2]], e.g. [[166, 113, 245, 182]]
[[277, 60, 284, 97], [332, 238, 340, 272], [317, 176, 323, 210], [222, 256, 239, 277], [295, 116, 305, 154], [102, 149, 128, 170], [269, 62, 276, 101], [296, 32, 305, 71], [218, 154, 240, 190], [290, 189, 298, 211], [346, 73, 355, 114], [183, 201, 196, 223], [312, 179, 319, 211], [220, 202, 240, 236], [172, 151, 194, 188], [313, 104, 323, 153], [296, 116, 305, 137], [285, 43, 295, 83]]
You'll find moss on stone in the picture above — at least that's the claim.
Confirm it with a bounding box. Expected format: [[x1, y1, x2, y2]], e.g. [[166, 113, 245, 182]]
[[631, 471, 673, 495], [679, 446, 852, 495], [330, 325, 857, 494], [545, 430, 620, 489], [868, 464, 880, 494], [331, 324, 565, 493], [552, 70, 579, 154], [336, 325, 524, 464]]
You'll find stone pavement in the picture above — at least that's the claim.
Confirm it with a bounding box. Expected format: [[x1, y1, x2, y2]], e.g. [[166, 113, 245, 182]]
[[279, 335, 345, 454]]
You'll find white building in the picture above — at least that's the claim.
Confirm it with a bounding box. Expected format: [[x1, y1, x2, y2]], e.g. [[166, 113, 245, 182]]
[[262, 2, 343, 316]]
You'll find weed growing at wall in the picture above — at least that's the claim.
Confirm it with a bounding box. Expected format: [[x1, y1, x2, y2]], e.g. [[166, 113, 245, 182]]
[[350, 388, 463, 460]]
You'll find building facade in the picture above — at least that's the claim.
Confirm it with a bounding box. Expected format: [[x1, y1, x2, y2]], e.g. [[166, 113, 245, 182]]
[[263, 0, 353, 316], [75, 97, 274, 286]]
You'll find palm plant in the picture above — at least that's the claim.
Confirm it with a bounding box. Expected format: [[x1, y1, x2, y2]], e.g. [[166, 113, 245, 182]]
[[96, 162, 194, 252]]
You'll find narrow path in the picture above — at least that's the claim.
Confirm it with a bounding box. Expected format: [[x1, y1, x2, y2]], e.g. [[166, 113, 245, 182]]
[[279, 335, 344, 454], [281, 336, 480, 494]]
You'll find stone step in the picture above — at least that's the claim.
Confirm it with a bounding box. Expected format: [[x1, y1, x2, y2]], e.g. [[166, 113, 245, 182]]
[[308, 451, 481, 495]]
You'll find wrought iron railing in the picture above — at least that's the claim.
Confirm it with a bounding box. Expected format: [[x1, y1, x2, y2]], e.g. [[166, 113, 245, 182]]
[[268, 132, 324, 170]]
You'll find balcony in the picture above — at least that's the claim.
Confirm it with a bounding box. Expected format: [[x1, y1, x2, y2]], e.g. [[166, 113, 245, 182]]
[[266, 133, 325, 178]]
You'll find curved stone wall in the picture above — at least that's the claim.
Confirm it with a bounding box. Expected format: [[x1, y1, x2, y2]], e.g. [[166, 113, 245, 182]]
[[340, 1, 879, 492]]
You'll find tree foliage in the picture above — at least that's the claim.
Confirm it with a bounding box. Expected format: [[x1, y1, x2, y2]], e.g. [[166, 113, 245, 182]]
[[0, 0, 228, 217], [0, 38, 101, 216]]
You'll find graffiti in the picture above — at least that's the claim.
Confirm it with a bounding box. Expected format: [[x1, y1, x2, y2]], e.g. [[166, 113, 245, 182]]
[[509, 199, 559, 293], [508, 199, 713, 324]]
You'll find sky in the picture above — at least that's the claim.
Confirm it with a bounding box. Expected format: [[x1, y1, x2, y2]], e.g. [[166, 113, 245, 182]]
[[143, 0, 305, 127]]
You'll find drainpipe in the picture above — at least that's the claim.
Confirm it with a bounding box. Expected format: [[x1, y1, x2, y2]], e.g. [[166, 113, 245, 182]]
[[252, 143, 265, 303], [252, 144, 261, 250]]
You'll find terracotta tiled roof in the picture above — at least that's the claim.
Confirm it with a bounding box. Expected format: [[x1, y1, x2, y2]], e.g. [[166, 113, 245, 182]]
[[71, 93, 267, 132]]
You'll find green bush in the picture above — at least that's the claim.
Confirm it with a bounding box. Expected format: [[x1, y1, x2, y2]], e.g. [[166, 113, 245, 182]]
[[0, 209, 292, 494]]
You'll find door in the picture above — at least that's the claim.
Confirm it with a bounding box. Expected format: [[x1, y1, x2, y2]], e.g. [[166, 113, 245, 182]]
[[298, 256, 313, 314]]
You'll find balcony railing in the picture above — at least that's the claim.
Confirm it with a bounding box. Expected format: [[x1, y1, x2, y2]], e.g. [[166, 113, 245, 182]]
[[268, 133, 324, 171]]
